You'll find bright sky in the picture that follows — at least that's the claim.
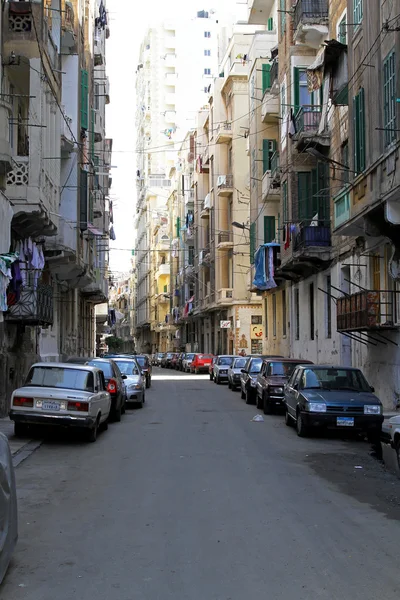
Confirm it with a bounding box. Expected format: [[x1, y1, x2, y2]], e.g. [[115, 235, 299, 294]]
[[106, 0, 244, 275]]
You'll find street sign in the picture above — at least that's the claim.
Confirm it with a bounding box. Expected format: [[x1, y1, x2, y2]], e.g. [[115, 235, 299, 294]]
[[220, 320, 231, 329]]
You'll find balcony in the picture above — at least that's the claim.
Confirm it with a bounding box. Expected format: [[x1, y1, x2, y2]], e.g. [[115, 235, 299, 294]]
[[61, 108, 74, 153], [156, 294, 170, 306], [217, 231, 234, 251], [7, 156, 58, 237], [185, 189, 194, 206], [334, 190, 350, 230], [165, 53, 176, 67], [337, 290, 400, 334], [0, 96, 13, 176], [217, 174, 234, 196], [5, 283, 53, 326], [81, 270, 108, 304], [293, 106, 330, 152], [262, 170, 280, 201], [215, 122, 232, 144], [4, 2, 41, 51], [181, 226, 194, 244], [261, 89, 279, 122], [218, 288, 234, 305], [280, 224, 331, 278], [270, 151, 280, 186], [61, 1, 75, 51], [270, 59, 279, 93], [199, 247, 211, 267], [200, 193, 211, 218], [202, 145, 210, 165], [293, 0, 329, 48], [247, 0, 275, 24], [155, 263, 170, 279]]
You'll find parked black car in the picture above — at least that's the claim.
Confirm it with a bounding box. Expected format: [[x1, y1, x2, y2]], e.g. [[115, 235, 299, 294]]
[[161, 352, 175, 368], [176, 353, 186, 371], [284, 365, 384, 439], [67, 357, 126, 421], [256, 358, 313, 413], [240, 355, 283, 404], [135, 355, 152, 388]]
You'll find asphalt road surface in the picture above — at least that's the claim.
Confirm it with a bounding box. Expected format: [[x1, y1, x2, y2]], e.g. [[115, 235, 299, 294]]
[[2, 368, 400, 600]]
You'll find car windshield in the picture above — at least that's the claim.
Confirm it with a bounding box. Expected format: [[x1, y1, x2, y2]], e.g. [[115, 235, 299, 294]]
[[136, 356, 148, 367], [233, 358, 247, 368], [249, 358, 263, 374], [114, 361, 140, 376], [25, 366, 95, 392], [186, 353, 195, 360], [268, 362, 303, 377], [217, 357, 234, 366], [199, 354, 212, 359], [301, 368, 371, 392], [87, 360, 113, 377], [166, 353, 173, 358]]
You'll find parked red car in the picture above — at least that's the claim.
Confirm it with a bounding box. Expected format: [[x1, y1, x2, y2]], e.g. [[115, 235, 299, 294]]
[[190, 353, 214, 374]]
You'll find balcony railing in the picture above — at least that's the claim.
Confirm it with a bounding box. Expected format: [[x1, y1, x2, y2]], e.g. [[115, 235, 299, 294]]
[[218, 288, 233, 303], [218, 231, 233, 245], [270, 59, 278, 88], [271, 151, 280, 179], [294, 225, 331, 250], [294, 0, 329, 31], [337, 290, 400, 332], [294, 106, 322, 135], [217, 174, 233, 190], [6, 283, 53, 326]]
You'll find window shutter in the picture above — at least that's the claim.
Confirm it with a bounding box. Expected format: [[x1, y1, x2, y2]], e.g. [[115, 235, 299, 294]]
[[80, 69, 89, 130], [353, 94, 359, 173], [262, 63, 271, 93], [264, 216, 275, 243], [311, 168, 318, 217], [91, 108, 95, 159], [262, 139, 271, 173], [267, 17, 274, 31], [79, 169, 88, 231], [293, 67, 300, 111], [164, 284, 168, 293], [283, 181, 288, 223], [359, 88, 365, 171], [250, 222, 256, 263], [176, 216, 180, 238]]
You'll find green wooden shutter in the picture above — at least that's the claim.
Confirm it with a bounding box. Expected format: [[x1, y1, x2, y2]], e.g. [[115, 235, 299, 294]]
[[311, 168, 318, 217], [164, 284, 168, 293], [267, 17, 274, 31], [80, 69, 89, 130], [282, 181, 288, 223], [262, 63, 271, 94], [293, 67, 300, 111], [353, 94, 359, 173], [264, 216, 275, 243], [79, 169, 88, 231], [250, 222, 256, 263], [359, 88, 365, 171], [298, 172, 311, 221], [91, 108, 95, 159], [262, 139, 270, 173], [176, 216, 180, 238]]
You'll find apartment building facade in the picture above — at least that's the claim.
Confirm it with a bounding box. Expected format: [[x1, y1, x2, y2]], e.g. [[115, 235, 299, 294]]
[[0, 0, 111, 414]]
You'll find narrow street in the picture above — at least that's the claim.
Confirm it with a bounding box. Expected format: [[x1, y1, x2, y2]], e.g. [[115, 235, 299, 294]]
[[2, 369, 400, 600]]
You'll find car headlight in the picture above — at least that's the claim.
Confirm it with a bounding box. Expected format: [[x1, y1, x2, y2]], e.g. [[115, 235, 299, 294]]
[[364, 405, 381, 415], [250, 379, 256, 387], [269, 386, 284, 394], [129, 383, 143, 390], [307, 402, 327, 412]]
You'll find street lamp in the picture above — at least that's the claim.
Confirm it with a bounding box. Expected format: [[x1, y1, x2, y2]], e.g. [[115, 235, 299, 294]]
[[232, 221, 249, 230]]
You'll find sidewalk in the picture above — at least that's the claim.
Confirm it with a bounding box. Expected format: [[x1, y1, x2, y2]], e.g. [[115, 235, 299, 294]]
[[0, 417, 42, 466]]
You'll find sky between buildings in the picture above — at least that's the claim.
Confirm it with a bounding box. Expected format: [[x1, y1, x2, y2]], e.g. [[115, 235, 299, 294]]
[[106, 0, 246, 275]]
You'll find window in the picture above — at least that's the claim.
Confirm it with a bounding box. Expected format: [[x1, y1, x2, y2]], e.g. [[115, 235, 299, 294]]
[[282, 180, 288, 224], [264, 216, 275, 243], [204, 68, 211, 75], [272, 294, 277, 337], [251, 315, 262, 325], [294, 68, 320, 110], [309, 283, 315, 340], [280, 0, 286, 36], [188, 246, 194, 265], [353, 0, 363, 26], [262, 63, 271, 94], [262, 139, 277, 173], [295, 289, 299, 340], [298, 164, 329, 221], [326, 276, 332, 338], [341, 141, 349, 184], [353, 88, 365, 173], [176, 216, 180, 237], [79, 169, 88, 231], [372, 254, 381, 290], [338, 13, 347, 44], [94, 82, 100, 110], [267, 17, 274, 31], [264, 298, 268, 338], [90, 108, 95, 159], [282, 289, 287, 336], [80, 69, 89, 130], [204, 31, 211, 38], [204, 86, 208, 93], [204, 49, 211, 56], [383, 50, 396, 147], [250, 222, 256, 263]]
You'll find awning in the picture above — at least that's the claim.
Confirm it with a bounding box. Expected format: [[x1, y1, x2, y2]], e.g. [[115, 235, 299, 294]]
[[87, 224, 104, 236]]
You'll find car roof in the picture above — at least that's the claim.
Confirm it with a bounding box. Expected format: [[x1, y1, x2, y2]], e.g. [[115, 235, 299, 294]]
[[30, 362, 102, 372], [217, 355, 235, 358], [300, 364, 362, 371], [262, 358, 314, 364]]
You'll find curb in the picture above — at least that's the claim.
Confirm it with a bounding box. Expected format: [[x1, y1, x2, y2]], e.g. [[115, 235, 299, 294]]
[[12, 439, 43, 468]]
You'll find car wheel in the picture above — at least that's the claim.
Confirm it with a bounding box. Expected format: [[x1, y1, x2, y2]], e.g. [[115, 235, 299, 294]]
[[367, 430, 380, 445], [240, 387, 245, 400], [285, 408, 292, 427], [136, 399, 144, 409], [87, 418, 99, 443], [256, 393, 263, 410], [122, 399, 126, 414], [245, 389, 253, 405], [231, 385, 237, 391], [147, 377, 151, 389], [263, 394, 272, 415], [14, 422, 29, 437], [215, 377, 220, 385], [296, 411, 308, 437], [114, 406, 122, 422], [102, 418, 109, 431], [228, 380, 231, 389]]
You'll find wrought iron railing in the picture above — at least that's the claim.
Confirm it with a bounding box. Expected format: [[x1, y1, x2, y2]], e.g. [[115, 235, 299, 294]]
[[217, 174, 234, 189], [294, 0, 329, 30], [294, 105, 322, 134], [337, 290, 400, 332], [270, 59, 278, 87], [271, 151, 280, 178], [6, 283, 53, 325], [218, 231, 233, 245], [294, 225, 331, 250]]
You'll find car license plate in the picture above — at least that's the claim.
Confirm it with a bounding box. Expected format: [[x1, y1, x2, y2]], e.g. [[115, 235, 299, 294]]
[[42, 401, 60, 411], [337, 416, 354, 427]]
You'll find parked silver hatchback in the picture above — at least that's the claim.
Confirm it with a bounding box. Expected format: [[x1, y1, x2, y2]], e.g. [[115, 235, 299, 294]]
[[112, 358, 146, 408]]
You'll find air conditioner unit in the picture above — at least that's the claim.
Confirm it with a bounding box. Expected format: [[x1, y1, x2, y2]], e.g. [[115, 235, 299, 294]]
[[217, 175, 226, 187]]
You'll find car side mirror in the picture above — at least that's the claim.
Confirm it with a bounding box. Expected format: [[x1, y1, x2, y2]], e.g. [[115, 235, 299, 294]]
[[293, 383, 299, 390], [370, 386, 375, 392], [121, 374, 127, 380], [241, 369, 247, 374]]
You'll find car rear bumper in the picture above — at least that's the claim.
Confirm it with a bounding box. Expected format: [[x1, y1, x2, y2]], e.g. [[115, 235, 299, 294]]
[[300, 412, 384, 431], [194, 366, 211, 372], [9, 410, 96, 429]]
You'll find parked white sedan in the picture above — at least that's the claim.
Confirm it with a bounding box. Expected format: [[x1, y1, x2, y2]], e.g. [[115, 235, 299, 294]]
[[9, 363, 111, 442]]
